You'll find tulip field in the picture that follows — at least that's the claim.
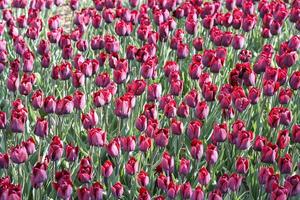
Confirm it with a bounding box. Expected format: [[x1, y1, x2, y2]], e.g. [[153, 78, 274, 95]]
[[0, 0, 300, 199]]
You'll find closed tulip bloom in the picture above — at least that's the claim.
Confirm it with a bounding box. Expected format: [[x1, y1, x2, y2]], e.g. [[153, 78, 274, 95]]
[[193, 37, 203, 51], [177, 102, 189, 118], [73, 90, 86, 110], [55, 96, 74, 115], [10, 145, 28, 164], [95, 72, 110, 88], [93, 89, 112, 107], [167, 181, 179, 199], [137, 171, 149, 187], [88, 128, 107, 147], [276, 130, 290, 149], [278, 88, 292, 104], [284, 175, 300, 196], [81, 110, 99, 130], [195, 101, 209, 120], [43, 96, 56, 113], [258, 167, 274, 185], [77, 157, 93, 183], [121, 136, 136, 152], [278, 154, 292, 174], [228, 173, 243, 192], [48, 136, 63, 161], [190, 139, 203, 160], [292, 124, 300, 143], [30, 161, 48, 188], [0, 111, 6, 129], [106, 139, 120, 157], [164, 100, 177, 118], [235, 157, 249, 174], [0, 153, 9, 169], [65, 144, 79, 162], [208, 189, 222, 200], [111, 182, 124, 199], [236, 130, 253, 150], [138, 187, 151, 200], [161, 151, 174, 173], [22, 137, 36, 155], [7, 72, 19, 92], [206, 144, 218, 166], [198, 167, 211, 185], [191, 186, 204, 200], [147, 83, 162, 101], [232, 34, 245, 49], [261, 142, 278, 163], [138, 135, 152, 152], [187, 120, 202, 140], [217, 174, 230, 193], [72, 70, 85, 88], [202, 82, 217, 101], [265, 174, 280, 193], [177, 43, 190, 59], [31, 89, 44, 109], [125, 157, 139, 175], [101, 160, 113, 178], [248, 87, 260, 104], [270, 186, 288, 200], [289, 71, 300, 90], [179, 158, 190, 176], [170, 119, 183, 135], [180, 182, 192, 200], [253, 136, 267, 151], [212, 123, 228, 143], [154, 128, 169, 147], [10, 109, 27, 133], [185, 89, 200, 108], [90, 182, 103, 200], [77, 187, 90, 200], [279, 108, 292, 126]]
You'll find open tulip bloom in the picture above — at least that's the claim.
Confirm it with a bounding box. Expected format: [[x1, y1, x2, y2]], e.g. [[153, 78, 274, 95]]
[[0, 0, 300, 199]]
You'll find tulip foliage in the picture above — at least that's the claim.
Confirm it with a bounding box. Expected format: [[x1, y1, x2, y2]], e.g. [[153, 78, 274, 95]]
[[0, 0, 300, 199]]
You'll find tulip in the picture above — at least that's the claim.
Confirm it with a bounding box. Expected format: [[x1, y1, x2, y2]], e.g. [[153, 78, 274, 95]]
[[30, 161, 48, 188], [111, 182, 124, 199], [261, 142, 278, 163], [125, 157, 139, 175], [81, 110, 99, 130], [101, 160, 113, 178], [48, 136, 63, 161], [167, 182, 179, 199], [277, 130, 290, 149], [0, 153, 9, 169], [179, 158, 190, 176], [65, 144, 79, 162], [161, 151, 174, 174], [137, 171, 149, 187], [228, 173, 243, 192], [0, 111, 7, 129], [208, 189, 222, 200], [235, 157, 249, 174], [10, 145, 28, 164], [180, 182, 192, 199], [195, 101, 209, 120], [278, 154, 292, 174], [198, 167, 211, 186], [284, 175, 300, 196]]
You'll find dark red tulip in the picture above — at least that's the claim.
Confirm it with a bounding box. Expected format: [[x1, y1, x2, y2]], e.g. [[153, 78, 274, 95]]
[[261, 142, 278, 163], [101, 160, 113, 178], [228, 173, 243, 192], [48, 136, 63, 161], [30, 161, 48, 188], [278, 153, 292, 174], [111, 182, 124, 199], [65, 144, 79, 162], [198, 167, 211, 185], [0, 153, 9, 169], [206, 144, 218, 166], [81, 110, 99, 130]]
